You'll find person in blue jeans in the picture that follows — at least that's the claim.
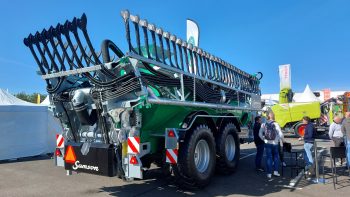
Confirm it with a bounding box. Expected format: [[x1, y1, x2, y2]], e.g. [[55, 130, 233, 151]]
[[299, 116, 315, 172], [341, 112, 350, 167], [259, 112, 285, 179], [253, 116, 264, 171]]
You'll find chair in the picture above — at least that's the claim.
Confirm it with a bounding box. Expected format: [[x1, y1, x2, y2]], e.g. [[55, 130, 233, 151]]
[[281, 142, 306, 177], [329, 146, 350, 189]]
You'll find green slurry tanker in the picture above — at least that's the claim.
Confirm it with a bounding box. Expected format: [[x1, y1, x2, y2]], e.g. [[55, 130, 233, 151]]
[[24, 10, 262, 188]]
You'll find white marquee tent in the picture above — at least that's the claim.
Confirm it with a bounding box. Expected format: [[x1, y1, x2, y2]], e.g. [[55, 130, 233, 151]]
[[293, 85, 320, 103], [0, 89, 62, 160]]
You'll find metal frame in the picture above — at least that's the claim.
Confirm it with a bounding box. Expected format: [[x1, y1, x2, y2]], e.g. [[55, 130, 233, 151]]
[[120, 10, 261, 95], [147, 98, 259, 111], [127, 53, 255, 97]]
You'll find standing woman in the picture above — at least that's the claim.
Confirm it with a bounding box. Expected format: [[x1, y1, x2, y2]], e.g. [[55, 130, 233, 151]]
[[329, 116, 345, 165], [259, 112, 285, 179]]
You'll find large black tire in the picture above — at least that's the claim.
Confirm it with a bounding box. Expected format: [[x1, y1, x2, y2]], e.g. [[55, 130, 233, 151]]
[[216, 123, 240, 174], [173, 125, 216, 189]]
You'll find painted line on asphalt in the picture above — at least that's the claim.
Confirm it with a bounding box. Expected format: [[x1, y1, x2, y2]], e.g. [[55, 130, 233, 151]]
[[240, 153, 256, 160], [289, 169, 304, 187], [282, 185, 303, 190]]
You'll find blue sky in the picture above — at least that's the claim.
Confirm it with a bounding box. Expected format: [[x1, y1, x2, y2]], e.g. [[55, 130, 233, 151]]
[[0, 0, 349, 94]]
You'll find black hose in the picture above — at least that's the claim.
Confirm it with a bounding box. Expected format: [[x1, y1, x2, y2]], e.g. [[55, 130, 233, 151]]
[[101, 39, 124, 63]]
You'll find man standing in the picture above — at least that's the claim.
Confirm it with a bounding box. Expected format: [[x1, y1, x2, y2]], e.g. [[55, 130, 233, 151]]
[[299, 116, 315, 171], [329, 116, 344, 165], [254, 116, 264, 172], [329, 116, 344, 147], [259, 112, 285, 179], [341, 112, 350, 167]]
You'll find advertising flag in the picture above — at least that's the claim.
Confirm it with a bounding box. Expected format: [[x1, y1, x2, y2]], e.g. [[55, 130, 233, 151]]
[[279, 64, 291, 90], [186, 19, 199, 47]]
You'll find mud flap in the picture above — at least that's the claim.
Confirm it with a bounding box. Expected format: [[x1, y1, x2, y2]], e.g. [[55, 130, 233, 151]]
[[64, 142, 117, 177]]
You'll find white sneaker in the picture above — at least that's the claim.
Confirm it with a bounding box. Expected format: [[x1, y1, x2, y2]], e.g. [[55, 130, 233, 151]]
[[282, 162, 287, 167], [273, 171, 280, 177], [336, 161, 342, 166], [267, 174, 272, 179]]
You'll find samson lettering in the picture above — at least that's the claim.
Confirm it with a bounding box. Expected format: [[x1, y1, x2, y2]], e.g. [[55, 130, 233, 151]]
[[72, 161, 99, 172]]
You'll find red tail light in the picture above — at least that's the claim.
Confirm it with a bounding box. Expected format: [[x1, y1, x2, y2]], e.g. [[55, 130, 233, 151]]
[[130, 156, 138, 165], [55, 148, 62, 156], [168, 130, 175, 137]]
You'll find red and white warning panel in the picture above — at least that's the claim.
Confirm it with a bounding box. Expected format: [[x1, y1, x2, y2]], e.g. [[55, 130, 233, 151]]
[[166, 149, 178, 164], [128, 137, 140, 154], [56, 134, 64, 148]]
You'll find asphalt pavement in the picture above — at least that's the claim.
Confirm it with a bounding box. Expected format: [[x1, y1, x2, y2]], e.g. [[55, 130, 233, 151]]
[[0, 138, 349, 197]]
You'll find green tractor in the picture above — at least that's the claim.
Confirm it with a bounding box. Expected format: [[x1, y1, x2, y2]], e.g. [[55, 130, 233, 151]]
[[24, 10, 262, 188]]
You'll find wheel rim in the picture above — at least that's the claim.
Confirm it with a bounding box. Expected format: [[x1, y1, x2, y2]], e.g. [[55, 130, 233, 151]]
[[194, 139, 210, 173], [298, 125, 306, 137], [225, 134, 236, 161]]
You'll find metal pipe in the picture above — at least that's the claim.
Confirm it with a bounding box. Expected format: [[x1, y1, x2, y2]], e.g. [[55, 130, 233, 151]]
[[24, 35, 50, 86], [187, 43, 194, 74], [180, 73, 185, 101], [46, 26, 66, 71], [147, 98, 260, 111], [170, 35, 178, 68], [33, 32, 50, 71], [182, 41, 189, 73], [39, 29, 60, 72], [176, 38, 184, 71], [209, 56, 217, 80], [70, 19, 96, 68], [192, 47, 200, 77], [196, 48, 204, 77], [54, 24, 75, 70], [127, 53, 257, 96], [202, 51, 209, 79], [148, 23, 158, 61], [205, 52, 212, 79], [314, 141, 320, 182], [77, 14, 101, 65], [130, 15, 141, 55], [140, 19, 150, 59], [156, 28, 165, 63], [121, 10, 133, 53], [163, 31, 172, 66]]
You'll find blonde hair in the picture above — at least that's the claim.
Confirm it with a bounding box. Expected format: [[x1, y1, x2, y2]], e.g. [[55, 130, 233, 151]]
[[268, 112, 275, 120]]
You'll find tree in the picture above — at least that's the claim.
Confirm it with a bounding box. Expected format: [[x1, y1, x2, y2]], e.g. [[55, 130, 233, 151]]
[[14, 92, 47, 103]]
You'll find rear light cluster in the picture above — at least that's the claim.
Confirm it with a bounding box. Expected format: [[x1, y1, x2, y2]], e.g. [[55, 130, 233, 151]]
[[55, 148, 62, 156], [168, 130, 175, 137], [130, 156, 138, 165]]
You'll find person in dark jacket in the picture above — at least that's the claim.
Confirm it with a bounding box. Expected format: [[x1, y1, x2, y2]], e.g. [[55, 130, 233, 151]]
[[253, 116, 264, 171], [341, 112, 350, 167], [299, 116, 315, 168]]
